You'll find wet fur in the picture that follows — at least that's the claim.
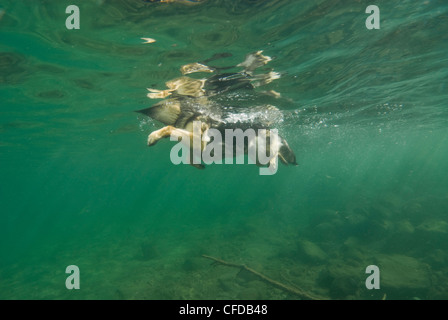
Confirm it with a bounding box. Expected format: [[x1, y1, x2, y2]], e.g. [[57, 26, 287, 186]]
[[137, 51, 297, 170]]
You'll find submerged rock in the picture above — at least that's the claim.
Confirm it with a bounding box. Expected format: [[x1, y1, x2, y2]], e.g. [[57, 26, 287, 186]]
[[415, 220, 448, 245], [416, 220, 448, 234], [341, 245, 365, 264], [374, 254, 431, 297], [395, 220, 415, 234], [296, 239, 328, 264], [317, 264, 363, 299], [329, 276, 359, 298]]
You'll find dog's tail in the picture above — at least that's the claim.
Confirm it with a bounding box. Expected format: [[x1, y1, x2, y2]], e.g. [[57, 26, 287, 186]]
[[136, 100, 181, 126]]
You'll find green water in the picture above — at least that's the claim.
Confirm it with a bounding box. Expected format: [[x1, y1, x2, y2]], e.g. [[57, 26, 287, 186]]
[[1, 0, 447, 300]]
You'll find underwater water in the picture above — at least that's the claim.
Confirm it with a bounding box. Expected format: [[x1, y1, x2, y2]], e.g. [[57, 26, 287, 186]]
[[1, 0, 448, 300]]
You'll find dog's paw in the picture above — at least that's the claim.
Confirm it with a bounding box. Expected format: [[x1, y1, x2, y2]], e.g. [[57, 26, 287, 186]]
[[147, 134, 158, 146], [191, 163, 205, 170]]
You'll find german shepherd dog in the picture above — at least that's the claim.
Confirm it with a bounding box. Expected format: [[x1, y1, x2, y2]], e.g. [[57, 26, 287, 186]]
[[137, 51, 297, 173]]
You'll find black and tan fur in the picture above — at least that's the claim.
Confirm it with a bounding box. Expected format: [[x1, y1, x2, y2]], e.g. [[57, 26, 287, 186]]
[[137, 51, 297, 170]]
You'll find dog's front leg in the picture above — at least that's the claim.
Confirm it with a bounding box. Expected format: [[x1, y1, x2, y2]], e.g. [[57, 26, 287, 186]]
[[147, 125, 205, 169], [147, 126, 177, 146], [148, 126, 194, 146]]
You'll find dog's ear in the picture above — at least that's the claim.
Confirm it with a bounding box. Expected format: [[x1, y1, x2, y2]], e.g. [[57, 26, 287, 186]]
[[136, 100, 181, 126]]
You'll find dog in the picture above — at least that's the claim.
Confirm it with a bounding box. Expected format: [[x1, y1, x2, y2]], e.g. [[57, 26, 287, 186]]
[[137, 51, 297, 173]]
